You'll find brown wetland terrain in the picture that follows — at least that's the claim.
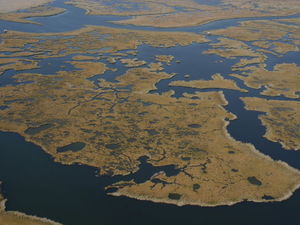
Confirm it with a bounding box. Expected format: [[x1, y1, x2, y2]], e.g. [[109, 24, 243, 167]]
[[0, 0, 300, 224]]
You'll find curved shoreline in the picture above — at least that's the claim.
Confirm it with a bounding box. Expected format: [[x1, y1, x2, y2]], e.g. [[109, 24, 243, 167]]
[[109, 180, 300, 207], [1, 0, 300, 34], [0, 199, 61, 225], [112, 12, 300, 29], [0, 0, 53, 13], [108, 115, 300, 207], [0, 2, 300, 224]]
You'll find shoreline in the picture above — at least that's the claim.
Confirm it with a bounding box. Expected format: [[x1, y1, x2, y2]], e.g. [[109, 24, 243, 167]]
[[0, 0, 53, 13], [0, 198, 61, 225], [108, 115, 300, 207]]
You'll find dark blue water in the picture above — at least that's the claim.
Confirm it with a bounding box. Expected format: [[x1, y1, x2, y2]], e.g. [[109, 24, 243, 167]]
[[265, 50, 300, 69], [0, 54, 79, 87], [193, 0, 221, 6], [139, 44, 236, 80], [1, 0, 300, 33], [1, 132, 300, 225], [1, 0, 300, 224]]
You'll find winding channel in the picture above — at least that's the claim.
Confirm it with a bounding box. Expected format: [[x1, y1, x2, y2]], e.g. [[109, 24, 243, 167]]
[[0, 0, 300, 224]]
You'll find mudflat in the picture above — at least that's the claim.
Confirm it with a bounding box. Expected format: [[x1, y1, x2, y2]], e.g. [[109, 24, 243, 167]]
[[0, 0, 52, 13]]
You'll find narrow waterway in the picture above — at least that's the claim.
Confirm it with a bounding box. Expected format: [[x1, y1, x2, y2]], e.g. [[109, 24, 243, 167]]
[[0, 0, 300, 224], [1, 0, 300, 33], [1, 131, 300, 225]]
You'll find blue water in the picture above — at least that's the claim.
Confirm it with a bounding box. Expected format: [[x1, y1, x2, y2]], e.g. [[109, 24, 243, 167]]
[[1, 132, 300, 225], [1, 0, 300, 33], [0, 0, 300, 224], [193, 0, 221, 6]]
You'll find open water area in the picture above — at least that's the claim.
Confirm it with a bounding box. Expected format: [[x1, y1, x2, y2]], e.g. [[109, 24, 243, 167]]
[[1, 0, 300, 224]]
